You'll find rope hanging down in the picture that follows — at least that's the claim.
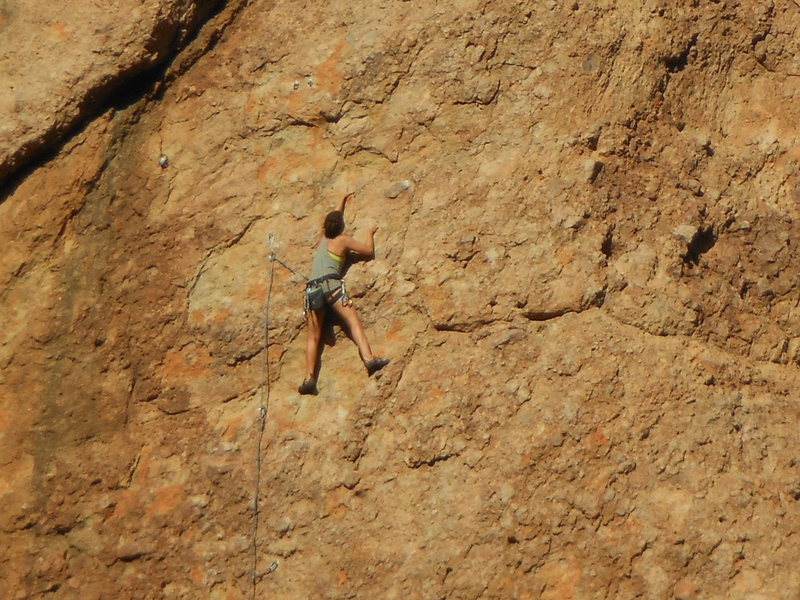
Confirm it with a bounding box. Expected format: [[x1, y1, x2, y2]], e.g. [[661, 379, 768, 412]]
[[250, 234, 278, 600], [250, 233, 302, 599]]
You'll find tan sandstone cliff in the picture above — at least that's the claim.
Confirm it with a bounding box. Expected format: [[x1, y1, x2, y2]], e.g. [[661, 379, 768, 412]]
[[3, 1, 800, 599]]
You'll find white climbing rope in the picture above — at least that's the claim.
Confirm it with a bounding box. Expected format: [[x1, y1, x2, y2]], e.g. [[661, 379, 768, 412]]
[[250, 233, 304, 598], [251, 234, 278, 600]]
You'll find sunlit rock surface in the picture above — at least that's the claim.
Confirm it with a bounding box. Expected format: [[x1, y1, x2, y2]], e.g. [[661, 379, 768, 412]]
[[3, 1, 800, 598]]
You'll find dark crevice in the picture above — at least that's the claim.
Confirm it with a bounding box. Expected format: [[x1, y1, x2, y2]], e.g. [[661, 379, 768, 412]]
[[0, 0, 232, 203], [226, 347, 263, 367], [682, 226, 717, 265], [433, 319, 495, 333], [523, 308, 572, 322], [104, 62, 172, 113], [288, 116, 317, 128], [739, 280, 752, 299], [523, 289, 605, 322], [601, 226, 614, 258], [664, 33, 699, 73], [40, 583, 61, 595], [53, 523, 74, 535], [406, 452, 459, 469], [0, 143, 62, 206]]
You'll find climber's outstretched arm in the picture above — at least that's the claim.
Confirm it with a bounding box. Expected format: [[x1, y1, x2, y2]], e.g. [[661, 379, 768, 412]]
[[336, 191, 354, 214]]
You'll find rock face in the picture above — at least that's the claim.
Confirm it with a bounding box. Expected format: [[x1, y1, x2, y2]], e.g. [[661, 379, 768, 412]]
[[0, 0, 227, 183], [3, 1, 800, 598]]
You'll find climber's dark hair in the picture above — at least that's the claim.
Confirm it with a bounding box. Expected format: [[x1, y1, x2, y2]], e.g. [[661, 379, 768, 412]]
[[323, 210, 345, 238]]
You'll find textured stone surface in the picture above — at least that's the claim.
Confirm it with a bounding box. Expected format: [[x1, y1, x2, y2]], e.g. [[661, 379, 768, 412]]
[[3, 1, 800, 598], [0, 0, 227, 183]]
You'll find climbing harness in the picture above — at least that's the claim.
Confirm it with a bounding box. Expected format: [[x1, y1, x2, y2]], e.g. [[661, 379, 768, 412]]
[[303, 273, 347, 313], [250, 233, 355, 594], [329, 278, 348, 306], [269, 234, 350, 315], [250, 233, 347, 596], [266, 234, 345, 315], [304, 281, 326, 312]]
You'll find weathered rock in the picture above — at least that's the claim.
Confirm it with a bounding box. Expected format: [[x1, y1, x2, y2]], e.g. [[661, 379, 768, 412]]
[[3, 1, 800, 599], [0, 0, 229, 184]]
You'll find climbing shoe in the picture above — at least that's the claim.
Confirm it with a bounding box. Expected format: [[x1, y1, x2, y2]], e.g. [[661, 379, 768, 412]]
[[298, 379, 318, 395], [365, 357, 390, 376]]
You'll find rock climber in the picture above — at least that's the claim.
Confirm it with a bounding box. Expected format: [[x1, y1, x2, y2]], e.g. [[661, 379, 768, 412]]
[[298, 191, 389, 395]]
